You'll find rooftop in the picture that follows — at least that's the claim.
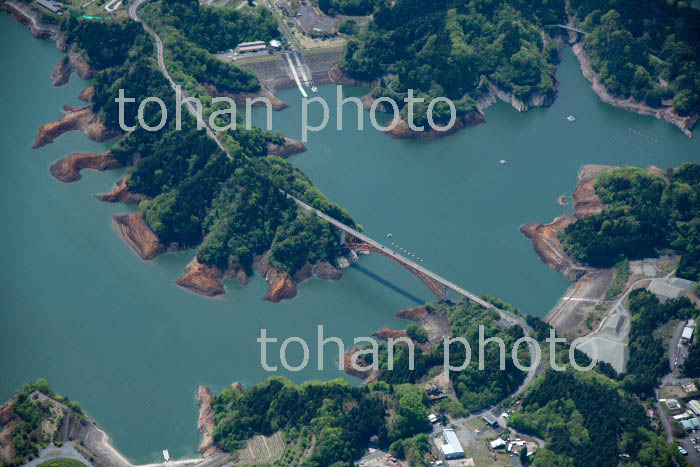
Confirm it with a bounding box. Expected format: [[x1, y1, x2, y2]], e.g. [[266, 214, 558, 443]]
[[481, 412, 498, 425], [35, 0, 61, 13], [237, 41, 266, 47], [681, 417, 700, 430], [689, 400, 700, 415], [683, 326, 694, 340], [648, 278, 688, 300], [440, 429, 464, 457]]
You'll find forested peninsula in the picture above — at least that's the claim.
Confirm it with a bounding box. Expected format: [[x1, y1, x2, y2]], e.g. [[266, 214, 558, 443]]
[[11, 0, 356, 301], [559, 163, 700, 283], [336, 0, 699, 137], [196, 298, 682, 466]]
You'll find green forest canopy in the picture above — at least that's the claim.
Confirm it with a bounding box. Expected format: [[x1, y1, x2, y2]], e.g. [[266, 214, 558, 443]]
[[210, 377, 420, 465], [363, 300, 528, 413], [560, 164, 700, 282], [509, 369, 677, 467], [159, 0, 279, 53], [59, 6, 352, 276], [318, 0, 383, 16], [571, 0, 700, 115], [339, 0, 700, 122], [338, 0, 566, 123]]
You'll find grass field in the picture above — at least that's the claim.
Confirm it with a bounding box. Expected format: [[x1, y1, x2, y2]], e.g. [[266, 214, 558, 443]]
[[38, 458, 87, 467], [465, 417, 487, 432]]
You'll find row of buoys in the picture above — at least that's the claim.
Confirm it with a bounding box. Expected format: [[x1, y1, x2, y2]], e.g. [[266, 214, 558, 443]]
[[627, 127, 661, 143], [390, 241, 424, 262], [610, 135, 655, 157]]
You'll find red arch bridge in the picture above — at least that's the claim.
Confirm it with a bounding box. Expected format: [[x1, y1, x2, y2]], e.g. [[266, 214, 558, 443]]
[[287, 194, 493, 307]]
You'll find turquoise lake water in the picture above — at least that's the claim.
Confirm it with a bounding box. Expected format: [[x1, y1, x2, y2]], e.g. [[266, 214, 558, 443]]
[[1, 13, 698, 462]]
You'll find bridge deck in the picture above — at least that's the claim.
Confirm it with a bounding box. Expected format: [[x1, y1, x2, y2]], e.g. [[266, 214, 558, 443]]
[[556, 24, 590, 34], [287, 194, 493, 309]]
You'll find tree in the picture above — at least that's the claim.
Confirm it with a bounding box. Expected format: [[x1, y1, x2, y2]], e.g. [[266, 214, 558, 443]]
[[682, 337, 700, 377], [406, 324, 428, 343], [520, 446, 530, 466], [389, 386, 431, 441]]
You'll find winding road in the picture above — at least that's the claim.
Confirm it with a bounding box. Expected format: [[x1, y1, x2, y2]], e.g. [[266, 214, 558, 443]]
[[122, 4, 544, 462], [128, 0, 229, 156]]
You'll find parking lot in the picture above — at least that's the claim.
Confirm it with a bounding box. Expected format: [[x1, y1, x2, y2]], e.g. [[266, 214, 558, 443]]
[[679, 434, 700, 465]]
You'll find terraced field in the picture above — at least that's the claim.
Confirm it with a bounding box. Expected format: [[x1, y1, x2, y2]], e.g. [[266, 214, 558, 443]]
[[235, 432, 285, 465]]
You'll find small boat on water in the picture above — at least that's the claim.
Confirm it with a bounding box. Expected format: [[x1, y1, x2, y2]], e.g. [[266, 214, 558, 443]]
[[499, 160, 507, 165], [566, 115, 576, 122], [386, 233, 393, 238]]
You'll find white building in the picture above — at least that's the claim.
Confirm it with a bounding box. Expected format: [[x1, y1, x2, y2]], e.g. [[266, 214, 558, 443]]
[[682, 326, 695, 344], [439, 429, 465, 460], [490, 438, 506, 449]]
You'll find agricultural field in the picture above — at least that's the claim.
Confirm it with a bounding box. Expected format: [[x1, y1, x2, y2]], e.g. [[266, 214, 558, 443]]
[[234, 432, 285, 465]]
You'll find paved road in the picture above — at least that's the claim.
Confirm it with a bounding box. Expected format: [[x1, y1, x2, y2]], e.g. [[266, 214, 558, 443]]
[[557, 24, 590, 35], [289, 194, 494, 309], [25, 443, 92, 467], [122, 8, 546, 464], [128, 0, 229, 157], [654, 275, 697, 464], [261, 0, 301, 51], [670, 321, 687, 373], [131, 0, 494, 314]]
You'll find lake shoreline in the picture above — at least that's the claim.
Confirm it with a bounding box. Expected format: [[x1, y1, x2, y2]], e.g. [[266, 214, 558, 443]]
[[332, 70, 556, 141], [571, 42, 698, 138], [4, 4, 320, 304], [521, 164, 614, 333]]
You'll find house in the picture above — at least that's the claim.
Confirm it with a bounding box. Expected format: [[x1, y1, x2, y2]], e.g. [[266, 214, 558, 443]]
[[439, 429, 465, 459], [684, 382, 698, 393], [681, 417, 700, 431], [481, 412, 498, 426], [689, 400, 700, 416], [237, 40, 266, 47], [507, 440, 537, 454], [235, 41, 268, 54], [682, 326, 694, 344], [666, 399, 681, 410], [490, 438, 506, 450], [673, 411, 692, 421], [269, 39, 282, 49], [237, 44, 267, 53]]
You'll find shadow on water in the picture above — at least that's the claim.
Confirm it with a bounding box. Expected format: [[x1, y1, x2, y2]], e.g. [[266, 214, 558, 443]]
[[350, 263, 426, 305]]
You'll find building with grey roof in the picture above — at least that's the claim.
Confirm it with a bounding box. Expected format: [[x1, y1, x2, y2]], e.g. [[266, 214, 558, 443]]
[[648, 277, 694, 302], [35, 0, 61, 13]]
